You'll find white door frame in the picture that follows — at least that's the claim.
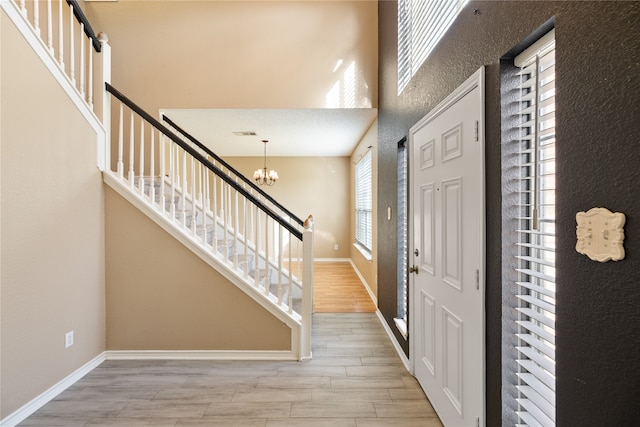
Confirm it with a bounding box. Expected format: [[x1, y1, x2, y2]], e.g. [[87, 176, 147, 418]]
[[408, 66, 486, 424]]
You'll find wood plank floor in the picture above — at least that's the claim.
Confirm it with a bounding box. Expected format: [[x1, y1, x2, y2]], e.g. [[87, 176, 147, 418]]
[[18, 263, 443, 426], [313, 262, 377, 313], [18, 313, 443, 426]]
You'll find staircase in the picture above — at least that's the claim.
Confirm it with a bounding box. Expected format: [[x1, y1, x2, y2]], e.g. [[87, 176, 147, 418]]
[[103, 79, 314, 361], [5, 0, 314, 361]]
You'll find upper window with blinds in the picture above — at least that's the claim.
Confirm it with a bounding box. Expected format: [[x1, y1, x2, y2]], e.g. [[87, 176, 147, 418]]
[[398, 0, 468, 94], [355, 150, 373, 254], [513, 29, 556, 427]]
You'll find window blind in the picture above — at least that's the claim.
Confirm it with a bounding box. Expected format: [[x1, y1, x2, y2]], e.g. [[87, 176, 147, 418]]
[[398, 0, 468, 94], [514, 29, 556, 427], [396, 140, 409, 336], [355, 150, 373, 252]]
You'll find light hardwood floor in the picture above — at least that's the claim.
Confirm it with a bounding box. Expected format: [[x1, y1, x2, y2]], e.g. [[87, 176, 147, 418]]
[[313, 262, 377, 313], [18, 263, 443, 426]]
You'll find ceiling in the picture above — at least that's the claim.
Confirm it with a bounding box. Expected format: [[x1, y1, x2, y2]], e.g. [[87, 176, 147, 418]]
[[159, 108, 378, 158]]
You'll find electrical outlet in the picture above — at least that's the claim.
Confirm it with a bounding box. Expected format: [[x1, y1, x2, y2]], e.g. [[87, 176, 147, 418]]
[[334, 244, 339, 251], [65, 331, 74, 348]]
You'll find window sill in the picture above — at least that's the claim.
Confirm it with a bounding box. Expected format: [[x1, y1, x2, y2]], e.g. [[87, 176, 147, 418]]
[[353, 243, 372, 262], [394, 318, 408, 340]]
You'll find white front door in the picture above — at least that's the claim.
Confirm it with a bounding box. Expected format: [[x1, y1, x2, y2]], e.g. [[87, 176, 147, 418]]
[[409, 68, 485, 427]]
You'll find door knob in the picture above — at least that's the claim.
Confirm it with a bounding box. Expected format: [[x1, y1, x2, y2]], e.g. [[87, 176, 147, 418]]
[[409, 266, 419, 274]]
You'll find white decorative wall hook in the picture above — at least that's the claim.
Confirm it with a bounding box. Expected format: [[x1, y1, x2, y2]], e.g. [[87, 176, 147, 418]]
[[576, 207, 626, 262]]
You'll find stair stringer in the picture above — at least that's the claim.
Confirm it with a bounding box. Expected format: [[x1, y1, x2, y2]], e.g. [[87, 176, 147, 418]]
[[103, 171, 304, 360]]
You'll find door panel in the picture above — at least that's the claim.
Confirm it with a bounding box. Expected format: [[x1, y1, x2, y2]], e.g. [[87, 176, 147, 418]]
[[410, 68, 485, 427]]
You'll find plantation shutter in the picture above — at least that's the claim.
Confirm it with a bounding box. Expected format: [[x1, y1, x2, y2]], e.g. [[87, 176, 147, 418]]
[[514, 29, 557, 427], [355, 150, 373, 252], [398, 0, 468, 94]]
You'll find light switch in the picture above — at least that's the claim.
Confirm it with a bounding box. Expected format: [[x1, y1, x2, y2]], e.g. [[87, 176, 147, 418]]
[[576, 207, 626, 262]]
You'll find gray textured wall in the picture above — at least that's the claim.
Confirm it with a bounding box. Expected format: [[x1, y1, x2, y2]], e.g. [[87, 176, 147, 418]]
[[377, 2, 640, 425]]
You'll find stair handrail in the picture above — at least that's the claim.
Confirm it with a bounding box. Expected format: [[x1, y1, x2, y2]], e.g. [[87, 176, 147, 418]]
[[105, 82, 303, 240], [161, 114, 304, 227], [66, 0, 101, 52]]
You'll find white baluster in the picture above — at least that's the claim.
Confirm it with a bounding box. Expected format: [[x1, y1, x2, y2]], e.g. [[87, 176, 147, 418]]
[[175, 143, 181, 190], [79, 22, 85, 98], [181, 149, 187, 228], [33, 0, 40, 36], [191, 157, 196, 234], [128, 111, 134, 186], [117, 103, 124, 178], [277, 225, 283, 305], [150, 129, 155, 205], [254, 206, 261, 288], [57, 0, 64, 68], [47, 0, 53, 53], [159, 134, 166, 213], [288, 233, 293, 314], [169, 142, 176, 220], [233, 179, 239, 266], [204, 166, 210, 214], [69, 5, 75, 84], [19, 0, 26, 16], [264, 215, 271, 296], [211, 174, 219, 255], [139, 121, 145, 195], [198, 162, 203, 209], [87, 38, 93, 108], [221, 180, 227, 243], [242, 196, 249, 279]]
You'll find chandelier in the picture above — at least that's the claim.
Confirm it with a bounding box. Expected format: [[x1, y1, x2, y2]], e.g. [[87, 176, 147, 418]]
[[253, 139, 279, 186]]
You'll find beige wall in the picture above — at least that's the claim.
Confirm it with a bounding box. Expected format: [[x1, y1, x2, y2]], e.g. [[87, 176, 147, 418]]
[[350, 119, 378, 299], [1, 10, 106, 417], [105, 187, 291, 351], [86, 0, 378, 112], [224, 156, 350, 259]]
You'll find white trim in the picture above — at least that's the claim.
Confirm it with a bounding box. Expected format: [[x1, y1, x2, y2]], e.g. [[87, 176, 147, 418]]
[[353, 242, 373, 261], [349, 259, 377, 306], [515, 28, 556, 67], [105, 350, 299, 361], [0, 353, 106, 427], [375, 310, 411, 372], [315, 257, 351, 263], [394, 317, 408, 340]]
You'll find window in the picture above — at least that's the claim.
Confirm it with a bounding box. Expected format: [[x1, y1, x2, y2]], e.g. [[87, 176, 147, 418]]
[[398, 0, 468, 94], [355, 150, 373, 254], [512, 29, 556, 426], [395, 138, 409, 338]]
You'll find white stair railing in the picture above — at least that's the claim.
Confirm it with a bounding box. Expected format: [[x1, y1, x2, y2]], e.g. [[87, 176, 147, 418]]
[[6, 0, 106, 114], [3, 0, 111, 169], [105, 84, 314, 357], [6, 0, 314, 358]]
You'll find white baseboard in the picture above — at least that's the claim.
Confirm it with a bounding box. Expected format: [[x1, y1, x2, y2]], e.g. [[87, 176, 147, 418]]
[[0, 352, 106, 427], [349, 259, 378, 306], [105, 350, 298, 361], [375, 310, 412, 373]]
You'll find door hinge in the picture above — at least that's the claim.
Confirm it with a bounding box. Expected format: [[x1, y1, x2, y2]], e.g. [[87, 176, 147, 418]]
[[474, 121, 479, 142], [475, 269, 480, 290], [476, 416, 480, 427]]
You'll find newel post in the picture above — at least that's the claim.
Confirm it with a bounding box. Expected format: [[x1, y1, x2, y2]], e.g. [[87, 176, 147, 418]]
[[300, 216, 314, 360], [93, 32, 111, 171]]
